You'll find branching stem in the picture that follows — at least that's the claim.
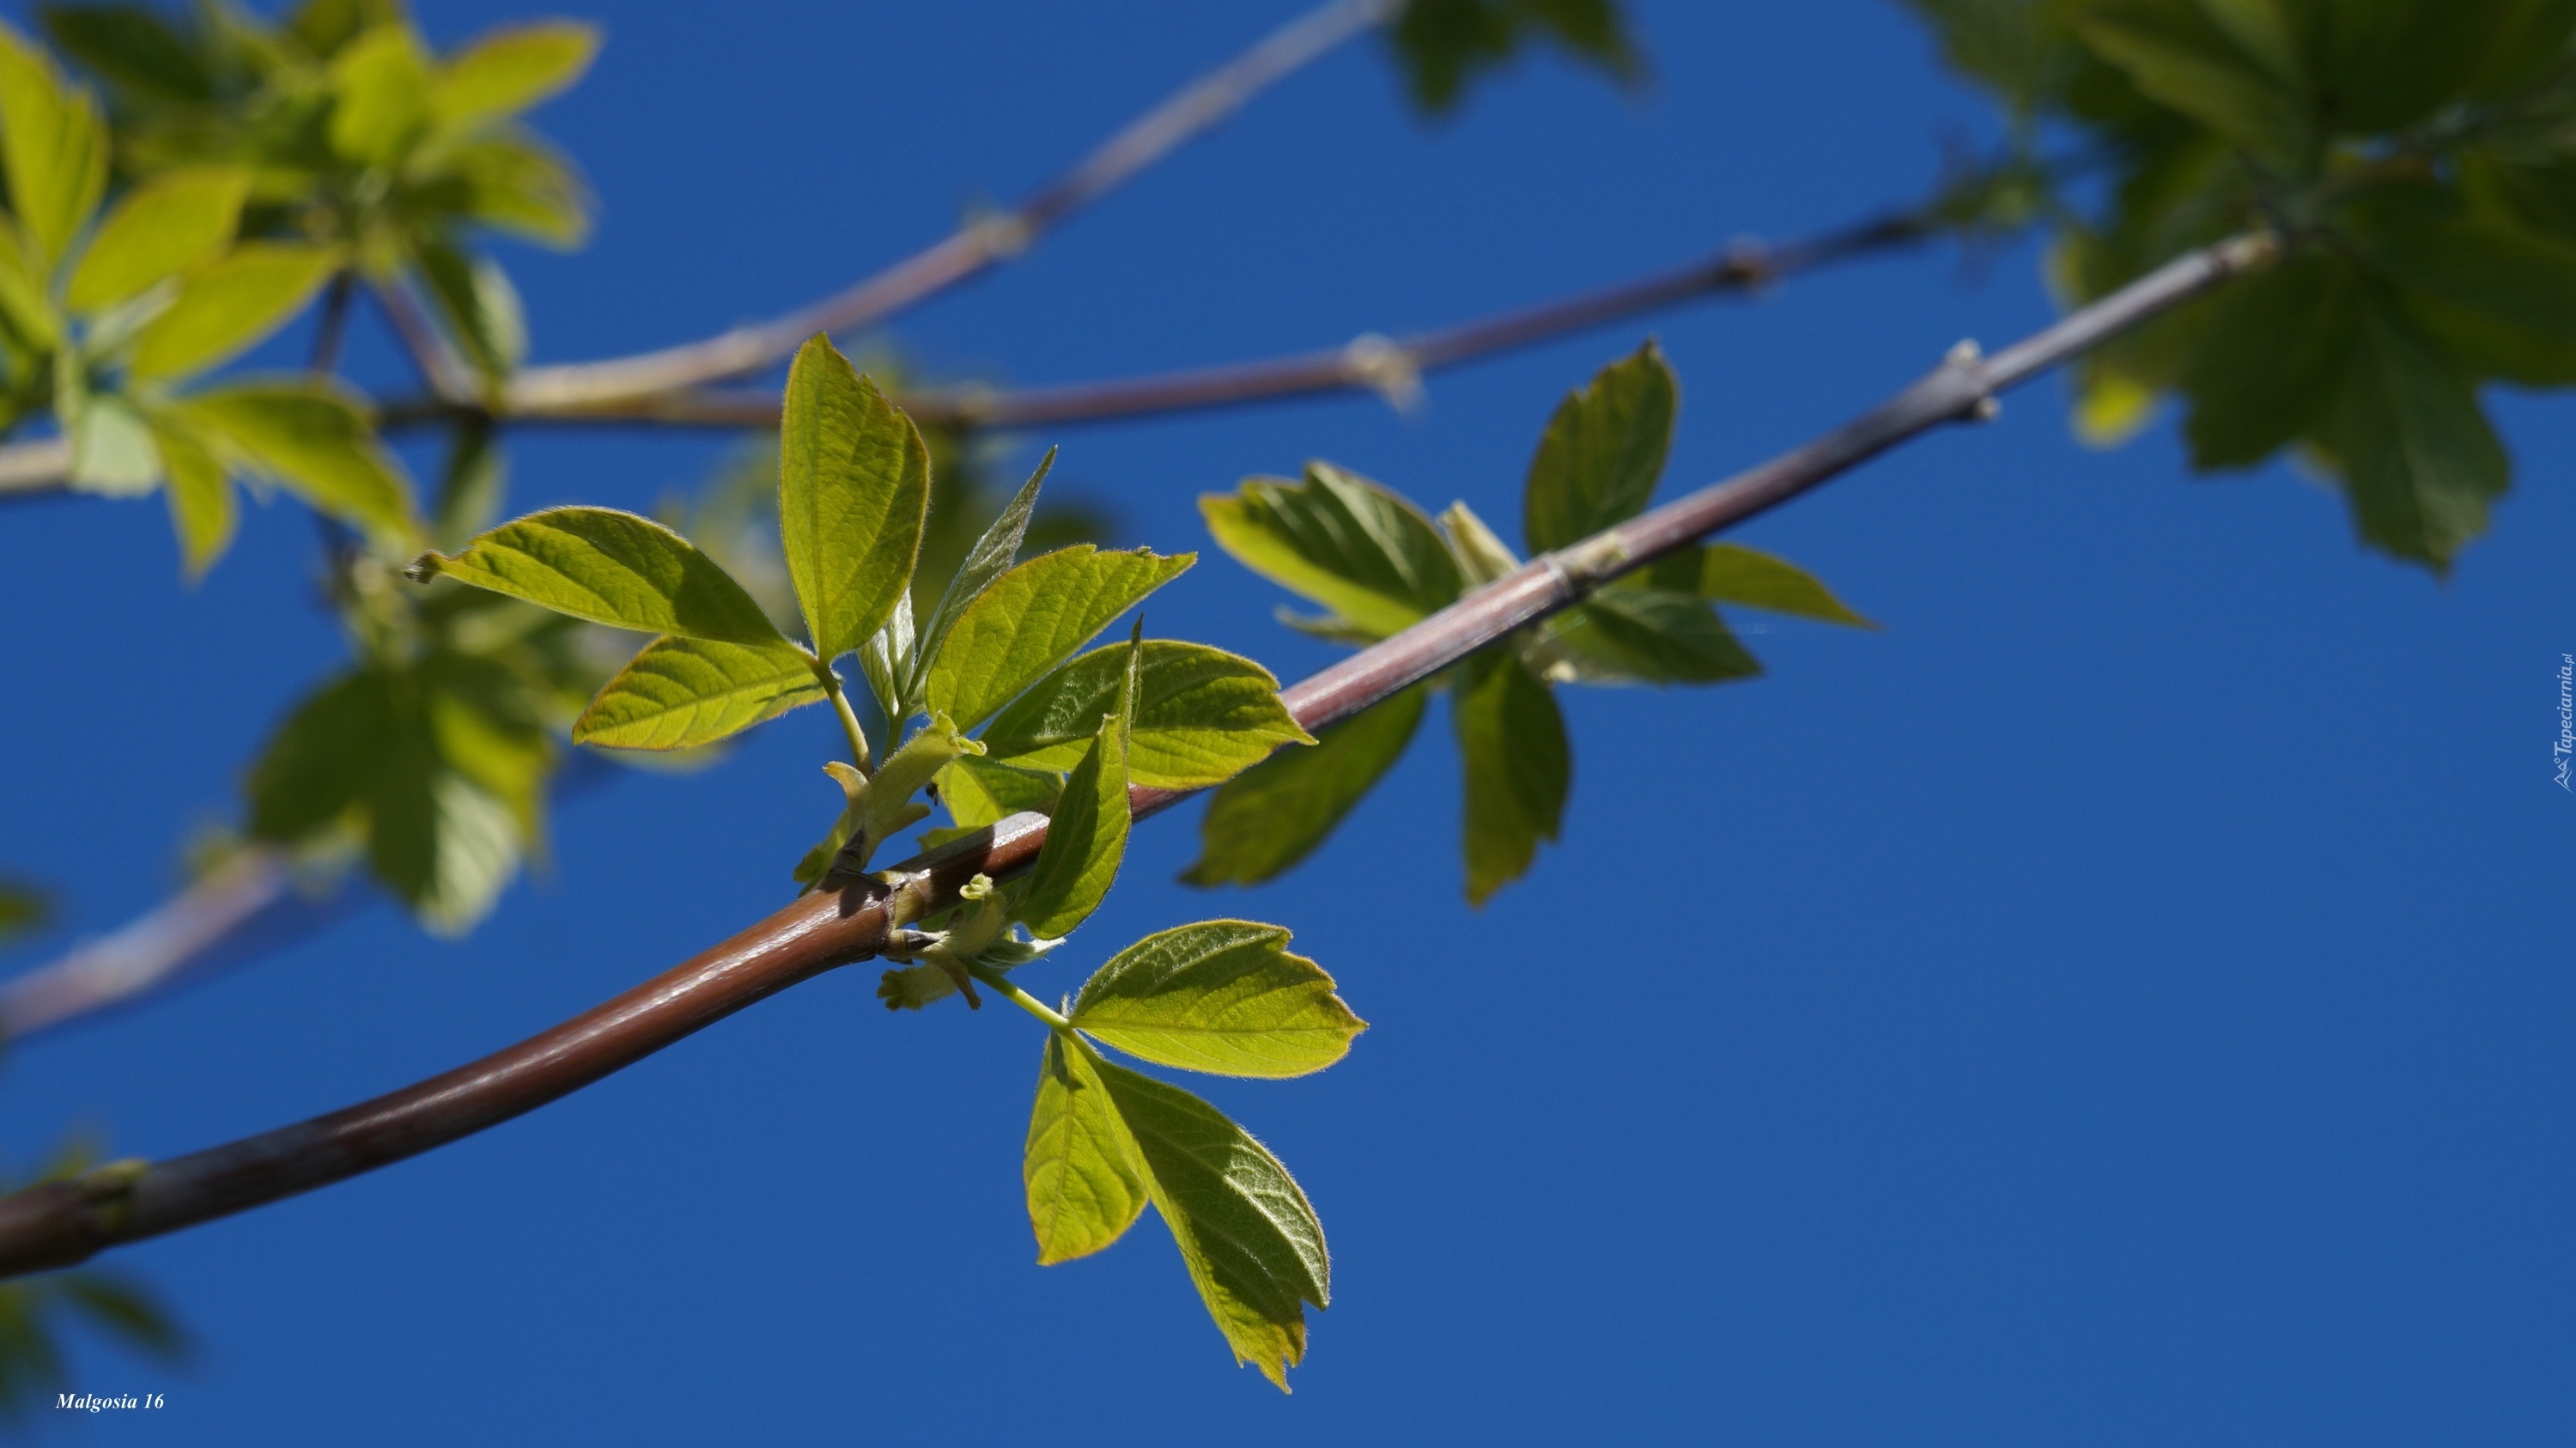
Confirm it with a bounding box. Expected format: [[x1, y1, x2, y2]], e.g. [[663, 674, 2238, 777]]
[[972, 964, 1070, 1031]]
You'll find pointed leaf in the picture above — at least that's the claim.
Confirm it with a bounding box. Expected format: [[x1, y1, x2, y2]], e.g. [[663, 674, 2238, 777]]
[[2181, 252, 2360, 468], [573, 636, 825, 751], [39, 5, 215, 104], [2077, 2, 2307, 159], [1575, 588, 1764, 684], [1200, 464, 1459, 640], [1522, 339, 1677, 552], [923, 545, 1192, 732], [326, 23, 431, 165], [64, 167, 249, 315], [1182, 684, 1425, 887], [856, 587, 915, 720], [289, 0, 403, 58], [127, 242, 341, 380], [1072, 921, 1363, 1079], [779, 336, 931, 661], [178, 380, 417, 551], [145, 412, 235, 579], [0, 19, 109, 268], [938, 754, 1062, 830], [1016, 649, 1134, 940], [409, 505, 787, 643], [981, 640, 1312, 789], [2317, 295, 2509, 569], [1690, 543, 1875, 626], [1438, 498, 1521, 586], [416, 236, 526, 386], [910, 447, 1053, 702], [1025, 1031, 1150, 1264], [450, 133, 591, 247], [431, 20, 598, 127], [1454, 654, 1568, 904]]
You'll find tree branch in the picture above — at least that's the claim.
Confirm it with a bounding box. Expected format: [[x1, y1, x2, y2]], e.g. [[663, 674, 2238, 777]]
[[501, 0, 1402, 414], [0, 231, 2275, 1281]]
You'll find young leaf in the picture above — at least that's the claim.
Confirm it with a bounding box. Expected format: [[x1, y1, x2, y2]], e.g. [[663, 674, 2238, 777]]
[[778, 336, 931, 662], [980, 640, 1312, 789], [1015, 636, 1138, 939], [856, 588, 915, 722], [1072, 921, 1364, 1079], [802, 713, 981, 880], [1438, 498, 1521, 587], [2316, 295, 2509, 569], [1089, 1051, 1329, 1390], [1453, 654, 1569, 904], [431, 20, 599, 128], [450, 133, 592, 248], [1200, 464, 1460, 640], [416, 237, 526, 386], [1522, 339, 1677, 553], [432, 418, 506, 551], [289, 0, 403, 59], [1182, 684, 1425, 888], [38, 4, 216, 106], [326, 23, 432, 166], [0, 19, 109, 269], [144, 412, 235, 580], [178, 381, 417, 551], [922, 545, 1192, 732], [68, 393, 162, 496], [126, 243, 342, 380], [938, 754, 1063, 830], [1691, 543, 1876, 627], [909, 447, 1054, 703], [572, 636, 826, 751], [1024, 1031, 1150, 1265], [64, 167, 250, 316], [1575, 589, 1763, 684], [409, 506, 787, 644]]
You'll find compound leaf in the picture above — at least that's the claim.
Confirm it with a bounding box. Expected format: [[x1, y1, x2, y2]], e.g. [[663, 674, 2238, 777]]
[[1072, 920, 1363, 1078], [1201, 464, 1459, 641], [1024, 1031, 1149, 1265], [981, 640, 1311, 789], [1522, 339, 1676, 553]]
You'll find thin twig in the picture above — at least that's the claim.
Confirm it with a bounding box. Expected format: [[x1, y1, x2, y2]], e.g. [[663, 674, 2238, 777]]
[[307, 273, 355, 376], [0, 231, 2276, 1281], [502, 0, 1402, 413], [368, 277, 474, 404]]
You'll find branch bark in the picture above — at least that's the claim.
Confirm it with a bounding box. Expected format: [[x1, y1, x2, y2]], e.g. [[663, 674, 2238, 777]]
[[0, 231, 2275, 1281]]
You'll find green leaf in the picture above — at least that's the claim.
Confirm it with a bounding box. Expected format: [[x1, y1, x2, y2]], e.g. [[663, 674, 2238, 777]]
[[0, 19, 109, 269], [1454, 654, 1569, 904], [2315, 293, 2509, 569], [1390, 0, 1643, 114], [126, 243, 341, 381], [2180, 252, 2360, 468], [447, 133, 591, 248], [64, 167, 250, 316], [0, 224, 59, 350], [1690, 543, 1876, 626], [1088, 1049, 1329, 1390], [178, 380, 418, 551], [246, 667, 393, 843], [1072, 921, 1364, 1079], [1438, 498, 1522, 586], [573, 636, 825, 751], [910, 447, 1054, 705], [798, 713, 979, 881], [67, 393, 161, 496], [1024, 1030, 1151, 1264], [1016, 635, 1138, 939], [1522, 339, 1677, 552], [1201, 464, 1459, 641], [2341, 184, 2576, 344], [38, 4, 216, 104], [431, 20, 598, 128], [1566, 588, 1762, 685], [0, 880, 50, 944], [857, 588, 914, 721], [409, 506, 787, 644], [327, 23, 432, 166], [923, 545, 1192, 732], [144, 411, 234, 580], [980, 640, 1312, 790], [778, 336, 931, 662], [2077, 0, 2306, 159], [416, 236, 526, 387], [57, 1273, 187, 1360], [289, 0, 403, 59], [1182, 684, 1425, 887], [938, 754, 1063, 830], [2312, 0, 2498, 136], [432, 417, 506, 551]]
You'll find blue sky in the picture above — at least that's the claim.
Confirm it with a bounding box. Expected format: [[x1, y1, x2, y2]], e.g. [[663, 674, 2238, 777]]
[[0, 0, 2569, 1442]]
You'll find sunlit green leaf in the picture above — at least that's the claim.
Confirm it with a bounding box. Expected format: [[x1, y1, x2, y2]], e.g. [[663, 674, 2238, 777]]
[[981, 640, 1311, 790], [431, 19, 598, 128], [1182, 684, 1425, 888], [410, 506, 786, 643], [1454, 653, 1568, 903], [1201, 464, 1458, 641], [179, 380, 417, 551], [1689, 542, 1876, 626], [911, 448, 1054, 706], [0, 18, 109, 269], [938, 754, 1062, 830], [1523, 339, 1676, 552], [1016, 636, 1137, 939], [924, 545, 1191, 732], [1549, 588, 1760, 686], [64, 167, 249, 316], [144, 411, 234, 580], [779, 336, 931, 662], [1089, 1049, 1328, 1390], [327, 23, 432, 166], [1025, 1030, 1149, 1264], [447, 133, 591, 247], [573, 636, 824, 751], [1072, 920, 1363, 1079], [127, 243, 341, 380], [798, 713, 978, 880], [0, 226, 58, 350]]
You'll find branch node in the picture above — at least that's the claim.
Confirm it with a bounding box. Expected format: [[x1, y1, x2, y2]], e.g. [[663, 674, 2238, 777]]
[[1341, 333, 1425, 413], [1717, 235, 1777, 287]]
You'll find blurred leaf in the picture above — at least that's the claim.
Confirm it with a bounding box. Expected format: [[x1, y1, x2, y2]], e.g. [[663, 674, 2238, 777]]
[[126, 241, 340, 380], [2076, 0, 2306, 160], [68, 392, 162, 496], [431, 20, 598, 128], [56, 1275, 187, 1359], [981, 640, 1311, 790], [1566, 588, 1761, 684], [1201, 464, 1459, 641], [1453, 653, 1568, 903], [1522, 339, 1676, 552], [246, 666, 393, 842], [0, 18, 109, 269], [416, 236, 526, 386], [2337, 185, 2576, 380], [1087, 1049, 1327, 1390], [326, 23, 431, 166], [1438, 498, 1521, 587], [449, 132, 590, 247], [923, 545, 1191, 733], [1390, 0, 1642, 114], [64, 167, 250, 316], [1182, 685, 1425, 888], [0, 881, 48, 944], [144, 410, 235, 578], [433, 417, 506, 551], [573, 636, 825, 751], [1689, 542, 1875, 626], [2312, 0, 2500, 136], [1017, 635, 1138, 940], [1025, 1030, 1149, 1264], [938, 754, 1062, 830], [179, 380, 417, 550], [38, 4, 214, 104], [2315, 293, 2508, 569], [0, 227, 59, 351], [910, 447, 1054, 709], [1072, 920, 1362, 1079], [779, 336, 930, 662], [289, 0, 405, 60], [2178, 251, 2358, 468], [411, 506, 787, 644]]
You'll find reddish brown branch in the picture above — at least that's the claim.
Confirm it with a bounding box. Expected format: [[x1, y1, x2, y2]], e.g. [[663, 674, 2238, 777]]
[[0, 231, 2275, 1281]]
